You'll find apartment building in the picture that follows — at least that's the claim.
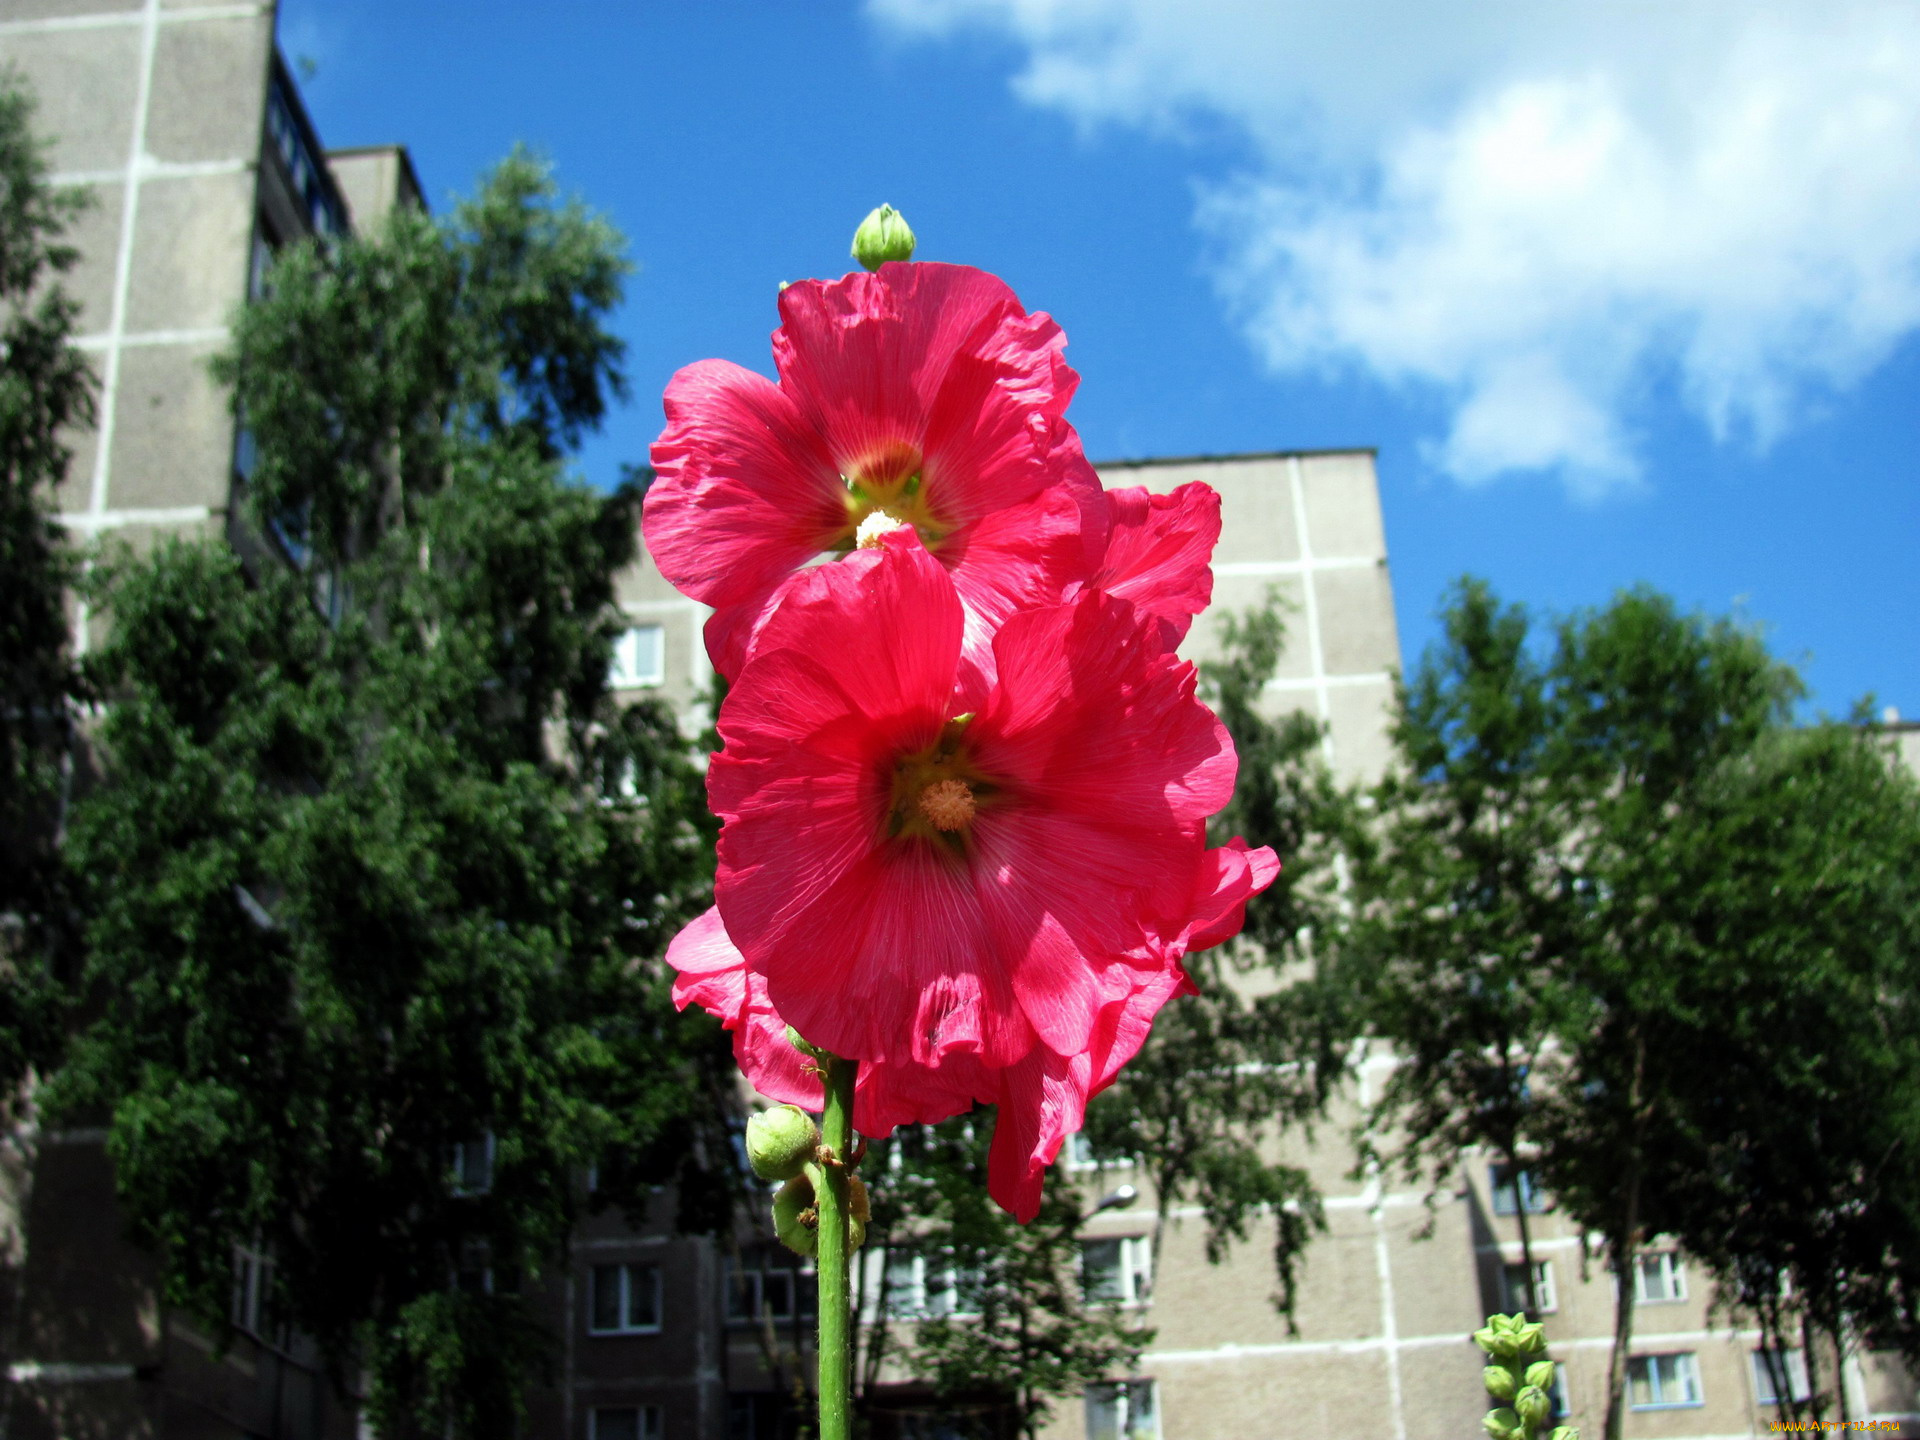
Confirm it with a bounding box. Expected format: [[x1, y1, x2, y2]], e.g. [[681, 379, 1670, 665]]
[[0, 3, 411, 1437], [2, 4, 1913, 1439]]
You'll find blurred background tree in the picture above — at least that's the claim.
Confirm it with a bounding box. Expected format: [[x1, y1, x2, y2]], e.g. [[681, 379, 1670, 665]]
[[1353, 580, 1920, 1438], [53, 151, 733, 1440], [0, 73, 93, 1113]]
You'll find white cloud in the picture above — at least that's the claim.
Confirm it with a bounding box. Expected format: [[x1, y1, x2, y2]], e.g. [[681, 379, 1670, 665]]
[[871, 0, 1920, 492]]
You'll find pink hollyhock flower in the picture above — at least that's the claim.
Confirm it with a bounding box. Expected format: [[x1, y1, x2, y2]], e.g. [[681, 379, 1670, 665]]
[[643, 262, 1107, 694], [669, 529, 1276, 1220], [1073, 481, 1222, 651]]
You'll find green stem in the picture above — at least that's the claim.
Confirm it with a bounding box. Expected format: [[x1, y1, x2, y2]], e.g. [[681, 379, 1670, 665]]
[[816, 1055, 858, 1440]]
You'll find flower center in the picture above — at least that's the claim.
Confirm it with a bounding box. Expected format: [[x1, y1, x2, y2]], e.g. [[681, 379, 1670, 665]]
[[887, 715, 993, 852], [834, 443, 949, 552], [917, 778, 976, 831], [855, 511, 911, 549]]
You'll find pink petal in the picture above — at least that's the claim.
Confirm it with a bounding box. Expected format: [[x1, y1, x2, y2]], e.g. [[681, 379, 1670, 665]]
[[644, 361, 846, 612], [1082, 482, 1221, 648], [1183, 838, 1282, 954], [667, 907, 824, 1109], [772, 264, 1057, 483]]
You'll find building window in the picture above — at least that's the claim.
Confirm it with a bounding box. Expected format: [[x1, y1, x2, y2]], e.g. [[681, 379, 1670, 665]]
[[590, 1263, 663, 1335], [727, 1393, 792, 1440], [1627, 1352, 1702, 1408], [448, 1134, 494, 1196], [726, 1246, 817, 1325], [1502, 1259, 1556, 1314], [880, 1251, 982, 1319], [1490, 1163, 1546, 1215], [1085, 1380, 1159, 1440], [590, 1406, 662, 1440], [231, 1243, 271, 1333], [1633, 1250, 1686, 1304], [610, 625, 665, 689], [1752, 1348, 1812, 1405], [1081, 1236, 1152, 1306]]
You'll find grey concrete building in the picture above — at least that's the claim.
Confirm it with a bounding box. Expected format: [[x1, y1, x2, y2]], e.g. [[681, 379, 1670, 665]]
[[0, 2, 409, 1436]]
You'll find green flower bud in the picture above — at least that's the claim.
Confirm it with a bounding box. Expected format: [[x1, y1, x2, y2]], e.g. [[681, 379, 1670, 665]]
[[1482, 1407, 1523, 1440], [852, 204, 916, 270], [1524, 1360, 1556, 1391], [1515, 1320, 1549, 1356], [1547, 1427, 1579, 1440], [772, 1175, 817, 1257], [746, 1104, 820, 1182], [1516, 1385, 1551, 1429], [1484, 1366, 1518, 1402]]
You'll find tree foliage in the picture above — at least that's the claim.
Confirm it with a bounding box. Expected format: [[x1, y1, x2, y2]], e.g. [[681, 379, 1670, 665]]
[[55, 152, 726, 1438], [0, 72, 93, 1099], [1355, 578, 1920, 1435], [860, 1118, 1146, 1440]]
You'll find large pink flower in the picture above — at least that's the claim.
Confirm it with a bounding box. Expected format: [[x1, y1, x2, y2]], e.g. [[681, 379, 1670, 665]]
[[671, 529, 1276, 1219], [644, 262, 1106, 691]]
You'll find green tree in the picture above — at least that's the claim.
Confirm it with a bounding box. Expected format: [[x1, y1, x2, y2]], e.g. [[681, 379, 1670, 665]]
[[1358, 582, 1815, 1440], [55, 152, 727, 1439], [1346, 580, 1571, 1307], [1079, 595, 1362, 1316], [0, 72, 93, 1102], [1626, 722, 1920, 1423], [859, 1118, 1146, 1440], [1528, 588, 1799, 1440]]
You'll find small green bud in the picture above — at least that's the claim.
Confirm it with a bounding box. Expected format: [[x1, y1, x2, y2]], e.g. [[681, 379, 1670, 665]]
[[1516, 1320, 1549, 1356], [745, 1104, 820, 1182], [852, 204, 915, 270], [1484, 1365, 1518, 1402], [1516, 1385, 1551, 1429], [1524, 1360, 1556, 1391], [772, 1174, 817, 1257], [1547, 1427, 1579, 1440], [1482, 1407, 1523, 1440]]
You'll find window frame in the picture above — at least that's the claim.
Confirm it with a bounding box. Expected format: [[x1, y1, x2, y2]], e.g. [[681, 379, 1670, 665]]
[[589, 1261, 664, 1337], [1632, 1249, 1687, 1305], [1080, 1235, 1152, 1307], [1751, 1347, 1812, 1406], [447, 1133, 495, 1197], [878, 1249, 983, 1320], [1501, 1257, 1557, 1314], [1627, 1351, 1703, 1409], [1489, 1162, 1546, 1215], [610, 624, 666, 689], [726, 1247, 817, 1326], [588, 1404, 662, 1440], [1084, 1378, 1161, 1440]]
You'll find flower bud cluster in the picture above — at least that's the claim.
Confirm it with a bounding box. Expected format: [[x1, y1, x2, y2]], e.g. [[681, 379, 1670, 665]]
[[1474, 1313, 1578, 1440], [772, 1170, 870, 1258]]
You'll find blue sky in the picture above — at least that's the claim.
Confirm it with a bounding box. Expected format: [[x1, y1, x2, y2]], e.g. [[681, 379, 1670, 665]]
[[280, 0, 1918, 719]]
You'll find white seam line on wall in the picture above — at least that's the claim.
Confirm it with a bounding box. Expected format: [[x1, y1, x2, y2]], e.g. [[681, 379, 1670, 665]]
[[1145, 1326, 1781, 1365], [75, 326, 229, 352], [53, 157, 249, 186], [1213, 556, 1377, 578], [1287, 456, 1336, 769], [75, 0, 163, 659], [1355, 1049, 1410, 1440], [1263, 671, 1391, 694], [58, 506, 214, 532], [0, 3, 267, 33]]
